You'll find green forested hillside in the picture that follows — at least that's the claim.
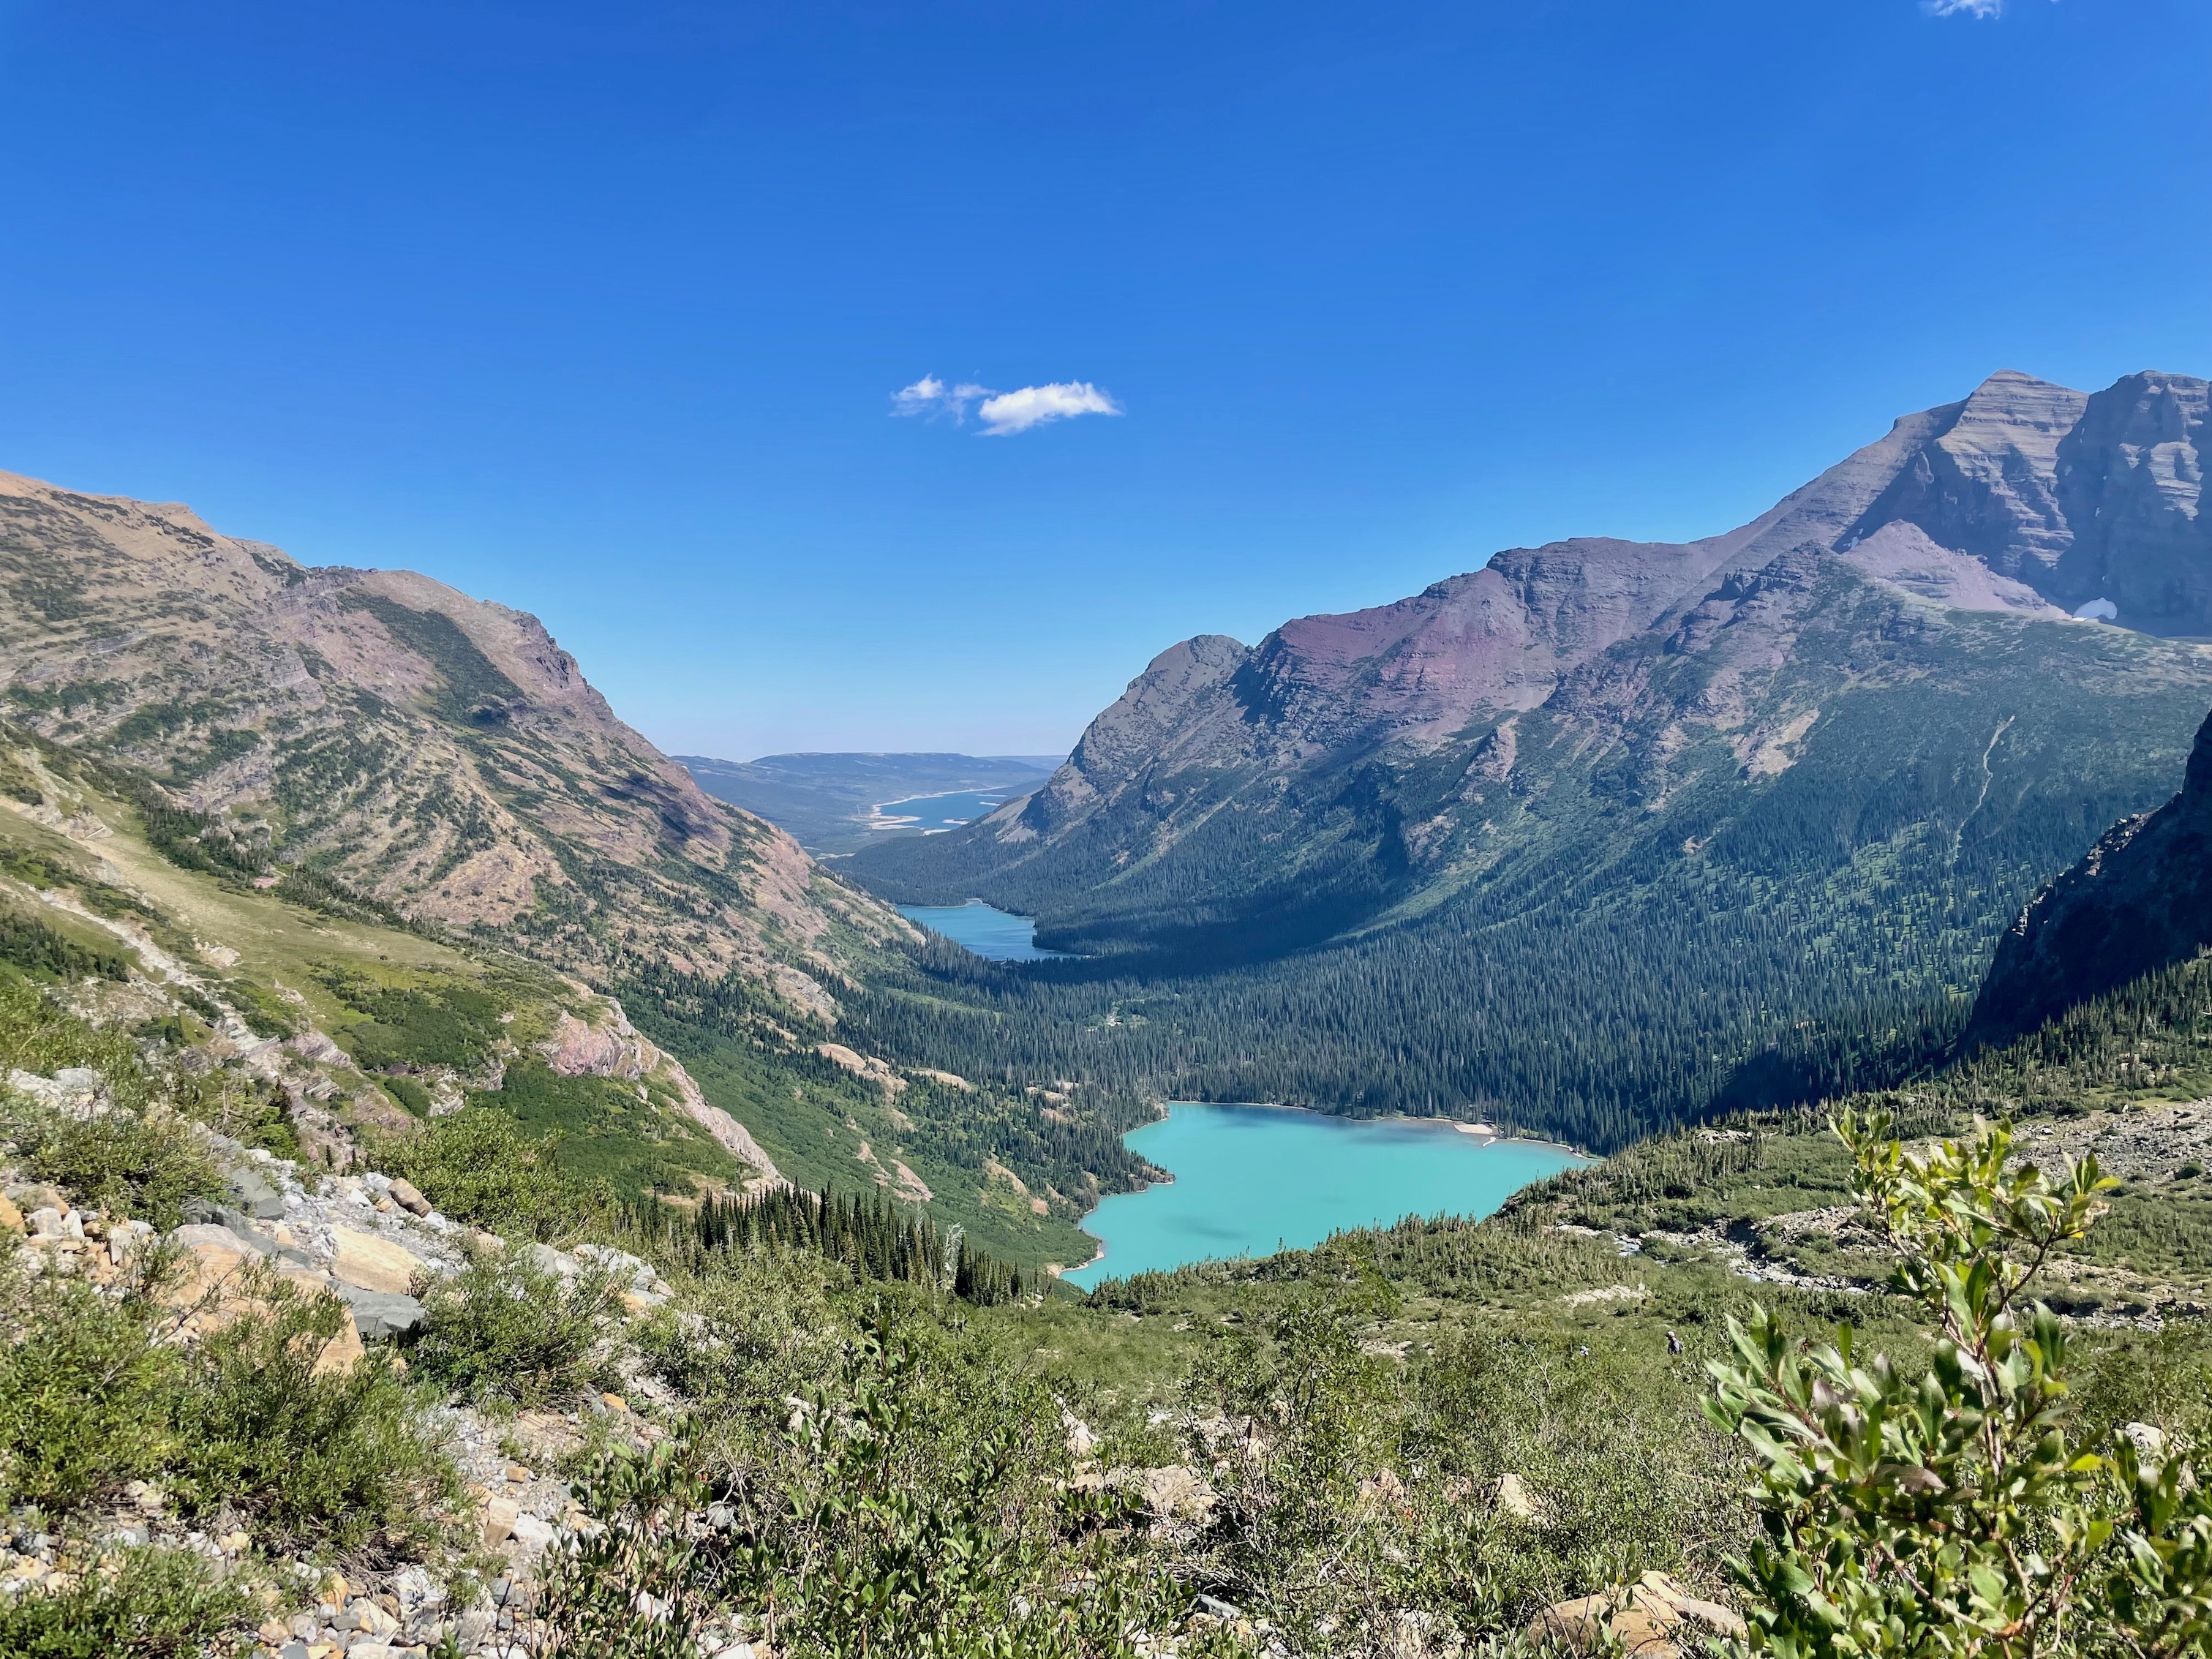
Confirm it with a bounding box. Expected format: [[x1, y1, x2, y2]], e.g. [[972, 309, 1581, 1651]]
[[16, 850, 2212, 1656], [854, 584, 2212, 1148]]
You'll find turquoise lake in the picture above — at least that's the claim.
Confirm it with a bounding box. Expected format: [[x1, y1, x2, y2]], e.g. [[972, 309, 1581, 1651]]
[[1060, 1104, 1583, 1289], [897, 900, 1070, 961]]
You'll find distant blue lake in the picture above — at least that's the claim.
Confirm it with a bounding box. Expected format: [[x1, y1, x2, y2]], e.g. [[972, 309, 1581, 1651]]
[[1060, 1103, 1583, 1288], [898, 900, 1071, 962], [870, 789, 1019, 834]]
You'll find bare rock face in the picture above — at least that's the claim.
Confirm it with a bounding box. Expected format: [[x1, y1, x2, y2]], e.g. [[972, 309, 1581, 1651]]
[[1843, 369, 2088, 582], [0, 470, 900, 1004], [979, 368, 2209, 855], [1972, 703, 2212, 1045], [2053, 372, 2212, 631]]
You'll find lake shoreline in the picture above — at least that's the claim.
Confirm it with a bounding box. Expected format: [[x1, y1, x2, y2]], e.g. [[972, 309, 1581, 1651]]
[[896, 898, 1073, 963], [1121, 1098, 1588, 1165], [1058, 1101, 1590, 1289]]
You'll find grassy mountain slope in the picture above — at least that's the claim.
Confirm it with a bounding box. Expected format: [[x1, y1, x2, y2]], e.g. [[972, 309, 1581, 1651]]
[[0, 465, 1167, 1268], [0, 711, 1152, 1268]]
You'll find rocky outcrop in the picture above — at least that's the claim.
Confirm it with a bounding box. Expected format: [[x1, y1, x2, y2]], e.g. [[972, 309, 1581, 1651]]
[[1972, 704, 2212, 1045], [540, 1000, 788, 1190], [3, 1120, 683, 1659]]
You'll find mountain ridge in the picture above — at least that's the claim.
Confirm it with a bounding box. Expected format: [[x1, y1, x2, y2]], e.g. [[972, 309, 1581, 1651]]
[[847, 369, 2212, 1142], [0, 467, 902, 1012], [860, 368, 2211, 941]]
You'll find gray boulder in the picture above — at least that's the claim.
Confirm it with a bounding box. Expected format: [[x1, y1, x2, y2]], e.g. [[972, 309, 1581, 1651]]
[[338, 1286, 427, 1343], [225, 1165, 286, 1220]]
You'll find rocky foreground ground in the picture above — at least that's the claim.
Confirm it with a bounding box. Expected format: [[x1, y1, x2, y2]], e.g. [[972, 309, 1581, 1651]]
[[1, 1064, 707, 1659]]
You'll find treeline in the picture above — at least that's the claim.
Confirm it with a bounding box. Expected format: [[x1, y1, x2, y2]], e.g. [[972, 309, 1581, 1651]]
[[627, 1186, 1033, 1306], [616, 959, 1163, 1203], [845, 865, 1979, 1155], [0, 906, 129, 983]]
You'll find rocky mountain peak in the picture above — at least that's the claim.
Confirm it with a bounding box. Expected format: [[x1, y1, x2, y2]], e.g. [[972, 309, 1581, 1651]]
[[1037, 366, 2211, 815], [865, 366, 2212, 992]]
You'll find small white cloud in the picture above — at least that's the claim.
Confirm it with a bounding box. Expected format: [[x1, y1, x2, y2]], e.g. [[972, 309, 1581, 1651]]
[[892, 375, 1124, 434], [892, 375, 947, 413], [890, 376, 995, 423], [1925, 0, 2006, 16], [975, 381, 1124, 436]]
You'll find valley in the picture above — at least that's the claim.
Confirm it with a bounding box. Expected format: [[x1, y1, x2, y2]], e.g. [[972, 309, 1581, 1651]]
[[850, 370, 2212, 1148], [678, 752, 1061, 854], [7, 365, 2212, 1658]]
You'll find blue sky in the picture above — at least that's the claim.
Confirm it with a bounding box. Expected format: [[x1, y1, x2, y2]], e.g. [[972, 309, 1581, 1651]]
[[2, 1, 2207, 759]]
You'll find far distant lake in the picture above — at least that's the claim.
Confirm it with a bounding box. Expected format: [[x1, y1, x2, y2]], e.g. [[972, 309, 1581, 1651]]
[[1060, 1104, 1583, 1289], [869, 789, 1020, 834], [898, 900, 1071, 962]]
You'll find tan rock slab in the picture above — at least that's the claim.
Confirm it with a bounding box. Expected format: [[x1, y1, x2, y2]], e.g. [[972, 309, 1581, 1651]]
[[331, 1225, 420, 1295], [163, 1226, 264, 1312], [1527, 1571, 1745, 1658], [481, 1494, 519, 1549], [1140, 1464, 1217, 1525], [306, 1307, 366, 1377], [1497, 1471, 1539, 1521], [0, 1193, 20, 1235]]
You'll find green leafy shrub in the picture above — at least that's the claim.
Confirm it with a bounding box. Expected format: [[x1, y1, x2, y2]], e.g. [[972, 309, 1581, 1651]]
[[0, 1265, 178, 1513], [0, 971, 149, 1110], [413, 1249, 620, 1408], [1407, 1322, 1750, 1620], [529, 1445, 710, 1659], [628, 1273, 1230, 1658], [0, 1544, 252, 1658], [0, 1257, 460, 1565], [1707, 1111, 2212, 1655], [169, 1276, 463, 1563], [0, 1099, 226, 1228], [703, 1304, 1211, 1659], [369, 1106, 590, 1240], [170, 1069, 301, 1162]]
